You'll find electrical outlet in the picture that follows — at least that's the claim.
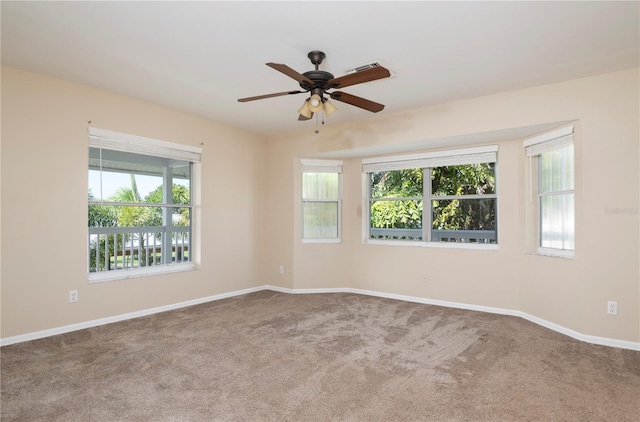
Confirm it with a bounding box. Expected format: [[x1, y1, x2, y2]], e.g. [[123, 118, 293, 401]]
[[69, 290, 78, 303], [279, 265, 284, 274], [607, 301, 617, 315]]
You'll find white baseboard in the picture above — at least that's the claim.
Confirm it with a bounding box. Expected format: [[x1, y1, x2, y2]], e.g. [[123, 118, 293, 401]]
[[264, 285, 640, 351], [0, 286, 265, 347], [2, 284, 639, 351]]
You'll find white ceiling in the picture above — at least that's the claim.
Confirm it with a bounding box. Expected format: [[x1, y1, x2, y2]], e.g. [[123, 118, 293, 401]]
[[2, 1, 638, 137]]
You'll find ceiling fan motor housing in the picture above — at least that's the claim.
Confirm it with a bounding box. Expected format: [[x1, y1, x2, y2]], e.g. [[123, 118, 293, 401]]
[[300, 70, 335, 91]]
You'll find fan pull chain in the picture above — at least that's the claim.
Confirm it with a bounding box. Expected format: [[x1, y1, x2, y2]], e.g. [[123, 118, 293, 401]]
[[315, 111, 320, 134]]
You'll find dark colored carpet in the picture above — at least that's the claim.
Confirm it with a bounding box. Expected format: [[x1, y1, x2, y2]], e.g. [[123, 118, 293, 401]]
[[2, 290, 639, 421]]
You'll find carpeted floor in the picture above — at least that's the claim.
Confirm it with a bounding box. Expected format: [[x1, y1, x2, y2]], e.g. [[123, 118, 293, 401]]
[[2, 290, 639, 421]]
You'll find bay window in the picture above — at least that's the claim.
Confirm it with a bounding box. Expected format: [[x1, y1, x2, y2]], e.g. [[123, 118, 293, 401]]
[[364, 146, 498, 246]]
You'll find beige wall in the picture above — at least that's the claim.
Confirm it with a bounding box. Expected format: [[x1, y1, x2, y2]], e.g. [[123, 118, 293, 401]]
[[2, 66, 638, 345], [267, 68, 639, 343], [1, 67, 267, 338]]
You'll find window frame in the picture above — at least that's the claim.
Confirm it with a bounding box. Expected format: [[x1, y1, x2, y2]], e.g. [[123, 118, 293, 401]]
[[363, 146, 499, 250], [427, 165, 498, 243], [88, 128, 201, 282], [524, 126, 575, 259], [300, 159, 343, 244]]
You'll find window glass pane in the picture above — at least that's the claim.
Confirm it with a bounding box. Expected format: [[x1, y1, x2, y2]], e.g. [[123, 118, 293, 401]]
[[88, 204, 119, 228], [563, 193, 575, 250], [371, 200, 423, 229], [432, 163, 496, 196], [540, 193, 574, 250], [172, 164, 191, 205], [432, 198, 496, 231], [370, 169, 423, 198], [302, 173, 339, 200], [115, 205, 162, 228], [562, 145, 574, 190], [89, 146, 192, 275], [370, 200, 423, 240], [366, 159, 498, 244], [540, 145, 573, 193], [539, 143, 574, 251], [88, 207, 191, 272], [431, 197, 497, 243], [89, 170, 165, 202], [303, 202, 338, 238], [89, 147, 190, 202]]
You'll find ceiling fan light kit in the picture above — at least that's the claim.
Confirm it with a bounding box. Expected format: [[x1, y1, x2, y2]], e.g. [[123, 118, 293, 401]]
[[308, 94, 323, 112], [323, 98, 338, 117], [238, 50, 391, 125], [298, 100, 312, 119]]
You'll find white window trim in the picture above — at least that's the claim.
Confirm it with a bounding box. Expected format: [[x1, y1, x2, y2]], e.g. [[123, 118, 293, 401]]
[[302, 238, 342, 245], [363, 145, 498, 173], [363, 146, 499, 250], [89, 262, 196, 283], [89, 127, 202, 161], [523, 126, 573, 154], [300, 158, 343, 173], [523, 125, 575, 258], [88, 128, 201, 281], [367, 239, 499, 251], [537, 247, 575, 259], [301, 159, 343, 243]]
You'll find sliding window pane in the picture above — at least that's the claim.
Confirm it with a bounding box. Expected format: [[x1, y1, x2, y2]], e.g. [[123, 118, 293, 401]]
[[303, 173, 339, 200], [370, 199, 423, 240], [303, 202, 338, 239], [432, 198, 496, 231], [540, 145, 574, 193], [540, 193, 574, 249], [370, 169, 423, 198], [431, 163, 496, 196]]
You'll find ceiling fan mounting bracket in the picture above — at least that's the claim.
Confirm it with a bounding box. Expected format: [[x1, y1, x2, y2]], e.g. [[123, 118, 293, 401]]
[[307, 50, 326, 68]]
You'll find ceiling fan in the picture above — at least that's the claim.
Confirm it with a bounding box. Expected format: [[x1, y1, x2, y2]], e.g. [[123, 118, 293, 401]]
[[238, 51, 391, 121]]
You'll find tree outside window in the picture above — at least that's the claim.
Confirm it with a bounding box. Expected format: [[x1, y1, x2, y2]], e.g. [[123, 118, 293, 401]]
[[368, 156, 497, 244]]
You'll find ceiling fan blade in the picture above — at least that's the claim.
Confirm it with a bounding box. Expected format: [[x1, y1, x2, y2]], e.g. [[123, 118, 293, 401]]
[[266, 63, 315, 86], [298, 112, 314, 121], [238, 90, 305, 102], [329, 91, 385, 113], [327, 66, 391, 89]]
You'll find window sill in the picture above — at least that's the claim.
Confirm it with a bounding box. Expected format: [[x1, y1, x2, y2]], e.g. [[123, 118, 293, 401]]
[[532, 247, 575, 259], [365, 239, 498, 251], [302, 238, 342, 244], [88, 262, 196, 283]]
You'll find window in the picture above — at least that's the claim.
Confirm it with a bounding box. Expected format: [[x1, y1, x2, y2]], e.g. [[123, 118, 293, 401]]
[[524, 126, 574, 255], [88, 128, 201, 281], [364, 146, 498, 246], [301, 159, 342, 242]]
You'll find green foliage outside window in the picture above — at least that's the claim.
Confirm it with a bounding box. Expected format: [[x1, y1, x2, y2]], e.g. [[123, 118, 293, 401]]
[[88, 190, 119, 271], [431, 163, 496, 231], [370, 169, 423, 230], [369, 163, 496, 236], [88, 178, 191, 271]]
